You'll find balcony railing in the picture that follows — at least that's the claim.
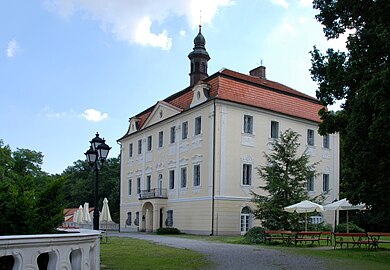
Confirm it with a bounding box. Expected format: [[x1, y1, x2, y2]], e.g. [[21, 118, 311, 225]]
[[139, 188, 167, 200], [0, 229, 100, 270]]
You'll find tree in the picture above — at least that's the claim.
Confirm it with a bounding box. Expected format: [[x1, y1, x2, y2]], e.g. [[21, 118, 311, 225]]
[[252, 129, 318, 230], [0, 140, 65, 235], [61, 157, 120, 223], [310, 0, 390, 230]]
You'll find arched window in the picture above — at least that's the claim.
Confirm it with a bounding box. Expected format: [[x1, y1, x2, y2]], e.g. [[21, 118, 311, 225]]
[[201, 62, 206, 72], [240, 206, 252, 234]]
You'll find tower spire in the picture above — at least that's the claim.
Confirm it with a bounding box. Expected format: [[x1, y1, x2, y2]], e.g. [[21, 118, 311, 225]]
[[188, 24, 210, 85]]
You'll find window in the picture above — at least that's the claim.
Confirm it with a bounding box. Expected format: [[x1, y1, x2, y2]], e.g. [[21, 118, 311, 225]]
[[128, 179, 132, 195], [195, 116, 202, 135], [125, 212, 132, 226], [134, 211, 139, 226], [240, 207, 251, 234], [323, 174, 330, 192], [180, 167, 187, 188], [307, 129, 315, 146], [129, 143, 133, 158], [136, 177, 141, 194], [307, 175, 314, 192], [243, 115, 253, 134], [166, 210, 173, 227], [271, 121, 279, 139], [147, 135, 152, 151], [137, 139, 142, 155], [242, 164, 252, 186], [169, 170, 175, 190], [323, 134, 330, 149], [146, 175, 151, 192], [182, 121, 188, 140], [170, 126, 176, 144], [158, 131, 164, 147], [193, 164, 201, 186]]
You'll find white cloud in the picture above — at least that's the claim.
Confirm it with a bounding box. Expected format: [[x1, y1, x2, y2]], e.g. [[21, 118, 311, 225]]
[[44, 0, 233, 50], [135, 16, 172, 50], [271, 0, 289, 8], [268, 18, 296, 43], [6, 40, 20, 58], [298, 0, 312, 7], [81, 109, 108, 122], [180, 30, 186, 37]]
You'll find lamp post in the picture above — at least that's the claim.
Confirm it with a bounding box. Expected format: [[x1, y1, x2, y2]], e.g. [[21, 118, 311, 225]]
[[85, 132, 111, 230]]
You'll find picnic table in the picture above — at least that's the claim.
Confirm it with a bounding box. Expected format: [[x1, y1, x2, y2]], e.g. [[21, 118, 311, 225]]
[[264, 230, 293, 245], [367, 232, 390, 250], [333, 233, 369, 249]]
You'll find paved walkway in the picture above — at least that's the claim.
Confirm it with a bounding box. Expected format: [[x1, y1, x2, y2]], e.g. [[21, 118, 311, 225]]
[[110, 232, 342, 270]]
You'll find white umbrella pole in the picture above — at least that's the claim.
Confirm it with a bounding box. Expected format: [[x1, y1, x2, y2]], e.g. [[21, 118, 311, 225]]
[[346, 210, 349, 233], [106, 220, 108, 243], [305, 212, 307, 231]]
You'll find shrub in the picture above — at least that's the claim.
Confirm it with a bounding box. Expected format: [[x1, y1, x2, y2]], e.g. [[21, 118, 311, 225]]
[[243, 227, 266, 244], [307, 222, 333, 232], [336, 222, 364, 233], [156, 227, 181, 234]]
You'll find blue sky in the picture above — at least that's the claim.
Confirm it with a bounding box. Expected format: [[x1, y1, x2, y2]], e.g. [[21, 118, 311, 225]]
[[0, 0, 346, 174]]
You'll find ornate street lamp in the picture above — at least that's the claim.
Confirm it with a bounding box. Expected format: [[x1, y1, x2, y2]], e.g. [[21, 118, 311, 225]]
[[85, 132, 111, 230]]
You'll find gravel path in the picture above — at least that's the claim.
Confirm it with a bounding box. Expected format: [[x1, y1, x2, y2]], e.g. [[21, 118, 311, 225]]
[[110, 232, 342, 270]]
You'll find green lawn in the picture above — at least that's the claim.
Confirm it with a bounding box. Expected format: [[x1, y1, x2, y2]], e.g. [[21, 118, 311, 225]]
[[100, 234, 390, 270], [100, 237, 210, 270], [161, 234, 390, 270]]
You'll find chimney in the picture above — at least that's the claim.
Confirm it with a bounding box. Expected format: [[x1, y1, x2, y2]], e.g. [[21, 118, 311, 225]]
[[249, 66, 266, 79]]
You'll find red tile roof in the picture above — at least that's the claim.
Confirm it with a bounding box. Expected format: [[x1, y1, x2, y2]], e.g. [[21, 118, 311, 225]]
[[120, 68, 323, 138]]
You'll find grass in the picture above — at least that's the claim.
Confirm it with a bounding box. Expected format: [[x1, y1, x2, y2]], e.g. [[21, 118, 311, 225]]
[[100, 237, 210, 270], [159, 233, 390, 270]]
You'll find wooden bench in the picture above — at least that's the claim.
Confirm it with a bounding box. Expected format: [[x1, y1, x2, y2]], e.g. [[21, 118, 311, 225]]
[[318, 231, 332, 246], [367, 232, 390, 250], [264, 230, 293, 245], [333, 233, 369, 249], [294, 231, 322, 246]]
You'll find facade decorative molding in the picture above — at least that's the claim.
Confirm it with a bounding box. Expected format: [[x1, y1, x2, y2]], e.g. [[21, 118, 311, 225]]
[[192, 154, 203, 164], [241, 134, 255, 147], [241, 155, 253, 164], [156, 162, 164, 171], [167, 160, 176, 169], [179, 157, 189, 166], [190, 82, 211, 108], [192, 135, 203, 149], [145, 166, 153, 174]]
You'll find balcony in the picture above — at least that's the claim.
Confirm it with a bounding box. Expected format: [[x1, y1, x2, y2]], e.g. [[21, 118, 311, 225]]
[[139, 188, 168, 200], [0, 229, 100, 270]]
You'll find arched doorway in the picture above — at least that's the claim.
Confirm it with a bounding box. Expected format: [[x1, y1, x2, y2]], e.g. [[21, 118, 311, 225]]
[[240, 206, 252, 235], [142, 202, 154, 232]]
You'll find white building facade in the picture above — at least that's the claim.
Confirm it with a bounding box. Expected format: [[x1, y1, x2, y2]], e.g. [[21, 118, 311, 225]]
[[118, 28, 339, 235]]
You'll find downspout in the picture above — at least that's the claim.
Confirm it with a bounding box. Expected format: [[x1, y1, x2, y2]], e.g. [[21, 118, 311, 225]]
[[117, 141, 122, 232], [210, 98, 216, 236]]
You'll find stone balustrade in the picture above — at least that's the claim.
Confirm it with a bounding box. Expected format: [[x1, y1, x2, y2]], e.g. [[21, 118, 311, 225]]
[[0, 229, 100, 270]]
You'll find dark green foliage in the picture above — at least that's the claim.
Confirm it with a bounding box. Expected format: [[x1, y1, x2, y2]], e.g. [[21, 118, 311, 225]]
[[307, 223, 333, 232], [243, 227, 266, 244], [336, 222, 364, 233], [310, 0, 390, 230], [156, 227, 181, 234], [0, 140, 65, 235], [61, 157, 120, 223], [252, 129, 318, 231]]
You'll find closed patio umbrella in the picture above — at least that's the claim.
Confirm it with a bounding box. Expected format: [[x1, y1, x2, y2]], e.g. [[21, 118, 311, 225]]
[[100, 198, 112, 242], [324, 198, 366, 232], [284, 200, 324, 231], [83, 202, 91, 224]]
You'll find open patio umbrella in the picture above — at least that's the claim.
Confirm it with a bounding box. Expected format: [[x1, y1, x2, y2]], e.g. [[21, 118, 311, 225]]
[[100, 198, 112, 242], [284, 200, 324, 231], [324, 198, 366, 232], [83, 202, 92, 224]]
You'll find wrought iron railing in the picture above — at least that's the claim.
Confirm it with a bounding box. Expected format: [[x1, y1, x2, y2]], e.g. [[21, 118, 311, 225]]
[[139, 188, 167, 199]]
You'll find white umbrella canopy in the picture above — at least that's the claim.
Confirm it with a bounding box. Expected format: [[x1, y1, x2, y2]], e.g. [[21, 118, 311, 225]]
[[100, 198, 112, 222], [324, 198, 365, 211], [100, 198, 112, 242], [75, 205, 84, 225], [324, 198, 366, 233], [284, 200, 324, 231], [284, 200, 324, 213], [83, 202, 92, 223]]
